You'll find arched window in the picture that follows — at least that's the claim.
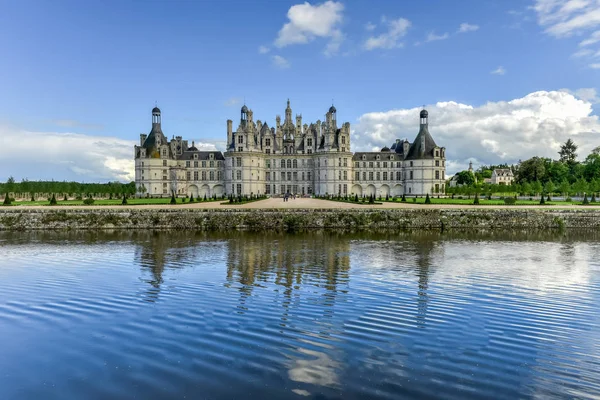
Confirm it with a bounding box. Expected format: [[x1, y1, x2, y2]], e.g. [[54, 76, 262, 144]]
[[287, 160, 292, 168], [281, 159, 285, 168], [292, 160, 297, 168]]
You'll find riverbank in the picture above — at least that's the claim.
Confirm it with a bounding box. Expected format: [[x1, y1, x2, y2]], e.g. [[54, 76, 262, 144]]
[[1, 207, 599, 231]]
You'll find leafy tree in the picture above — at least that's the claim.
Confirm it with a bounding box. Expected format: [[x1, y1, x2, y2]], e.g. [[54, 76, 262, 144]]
[[473, 193, 479, 205], [559, 138, 578, 164], [559, 179, 571, 196], [521, 182, 532, 196], [516, 157, 546, 183], [456, 171, 475, 186], [532, 180, 543, 196], [543, 180, 555, 195]]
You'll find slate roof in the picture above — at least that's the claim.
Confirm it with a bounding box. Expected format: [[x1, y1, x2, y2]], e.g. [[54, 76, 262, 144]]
[[141, 124, 168, 154], [404, 125, 438, 160], [179, 151, 225, 161], [352, 152, 400, 161]]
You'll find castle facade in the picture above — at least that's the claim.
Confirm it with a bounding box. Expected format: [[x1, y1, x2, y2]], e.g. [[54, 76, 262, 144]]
[[134, 101, 446, 198]]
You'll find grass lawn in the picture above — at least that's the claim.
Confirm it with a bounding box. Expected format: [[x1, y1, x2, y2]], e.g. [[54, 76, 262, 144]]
[[10, 197, 224, 206]]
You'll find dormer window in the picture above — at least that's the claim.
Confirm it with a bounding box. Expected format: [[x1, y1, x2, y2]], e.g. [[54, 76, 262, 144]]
[[209, 153, 214, 160], [376, 155, 380, 160], [390, 156, 394, 160], [435, 150, 439, 157], [194, 154, 198, 160], [238, 136, 243, 144], [362, 155, 366, 160]]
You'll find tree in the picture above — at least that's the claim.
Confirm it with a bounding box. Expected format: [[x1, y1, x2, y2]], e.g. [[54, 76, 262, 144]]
[[190, 194, 194, 202], [49, 193, 57, 205], [122, 195, 128, 205], [425, 193, 431, 204], [170, 192, 177, 205], [401, 194, 406, 202], [532, 180, 543, 197], [3, 192, 11, 206], [559, 138, 578, 164], [516, 157, 546, 183], [473, 193, 479, 205], [559, 179, 571, 197], [456, 171, 475, 186]]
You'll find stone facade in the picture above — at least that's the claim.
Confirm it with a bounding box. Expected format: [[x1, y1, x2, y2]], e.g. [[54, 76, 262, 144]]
[[134, 102, 446, 197], [491, 169, 514, 185]]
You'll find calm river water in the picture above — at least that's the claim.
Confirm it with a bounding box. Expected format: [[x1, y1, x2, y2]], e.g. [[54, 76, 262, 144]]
[[1, 230, 600, 399]]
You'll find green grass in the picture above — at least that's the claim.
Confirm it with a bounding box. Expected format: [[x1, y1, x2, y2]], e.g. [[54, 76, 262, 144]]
[[10, 197, 223, 206]]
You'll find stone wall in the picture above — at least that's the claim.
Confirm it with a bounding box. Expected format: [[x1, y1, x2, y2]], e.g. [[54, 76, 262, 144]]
[[0, 208, 599, 231]]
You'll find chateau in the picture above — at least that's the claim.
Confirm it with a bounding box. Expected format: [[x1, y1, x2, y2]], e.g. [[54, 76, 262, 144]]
[[134, 101, 446, 198]]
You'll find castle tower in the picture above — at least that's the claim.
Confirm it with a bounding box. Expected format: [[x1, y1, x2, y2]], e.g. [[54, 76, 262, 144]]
[[241, 104, 248, 127]]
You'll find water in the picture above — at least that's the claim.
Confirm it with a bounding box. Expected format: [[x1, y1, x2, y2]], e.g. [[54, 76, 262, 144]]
[[1, 230, 600, 400]]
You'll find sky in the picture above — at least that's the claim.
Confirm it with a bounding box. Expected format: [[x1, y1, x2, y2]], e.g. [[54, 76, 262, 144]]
[[0, 0, 599, 182]]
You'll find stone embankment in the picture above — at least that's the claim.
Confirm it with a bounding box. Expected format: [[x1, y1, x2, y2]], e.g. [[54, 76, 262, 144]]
[[0, 208, 598, 231]]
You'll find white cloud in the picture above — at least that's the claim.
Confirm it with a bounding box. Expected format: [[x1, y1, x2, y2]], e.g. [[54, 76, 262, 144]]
[[258, 45, 270, 54], [352, 90, 600, 175], [0, 127, 217, 183], [591, 62, 600, 68], [533, 0, 600, 63], [458, 22, 479, 33], [274, 1, 344, 56], [572, 48, 595, 57], [365, 22, 376, 31], [561, 87, 600, 103], [580, 29, 600, 46], [272, 55, 291, 69], [425, 31, 449, 42], [491, 66, 506, 75], [224, 97, 242, 107], [363, 17, 411, 50]]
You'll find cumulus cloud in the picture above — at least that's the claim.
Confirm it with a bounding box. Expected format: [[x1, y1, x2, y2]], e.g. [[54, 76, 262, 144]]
[[561, 87, 600, 103], [533, 0, 600, 68], [0, 126, 217, 183], [491, 66, 506, 75], [272, 55, 291, 69], [274, 1, 344, 56], [258, 45, 270, 54], [364, 21, 376, 31], [458, 22, 479, 33], [352, 90, 600, 175], [363, 16, 411, 50]]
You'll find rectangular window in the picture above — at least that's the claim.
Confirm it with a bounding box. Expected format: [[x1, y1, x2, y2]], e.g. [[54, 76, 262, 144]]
[[163, 160, 167, 166], [236, 158, 242, 167], [287, 160, 292, 168], [193, 161, 197, 168], [265, 184, 271, 194], [397, 162, 401, 168], [338, 158, 341, 167], [238, 136, 243, 144], [293, 172, 297, 181], [308, 186, 313, 194], [435, 170, 440, 179], [355, 171, 360, 181], [186, 171, 191, 181], [363, 172, 366, 181], [210, 171, 214, 180], [210, 161, 214, 168], [281, 185, 285, 194], [266, 160, 271, 168], [383, 162, 387, 168], [293, 160, 297, 168], [410, 161, 413, 167], [343, 171, 347, 180], [201, 161, 206, 168], [237, 184, 242, 194], [369, 172, 374, 180], [307, 172, 311, 181], [266, 149, 270, 154], [236, 170, 242, 180], [396, 171, 401, 180], [217, 171, 221, 180], [194, 171, 198, 181], [383, 172, 388, 181], [281, 160, 285, 168], [202, 171, 206, 180], [355, 162, 359, 168], [281, 172, 285, 181], [343, 184, 347, 194], [266, 172, 271, 181], [307, 149, 312, 154], [369, 162, 373, 168], [302, 172, 305, 181], [238, 147, 243, 152], [266, 138, 271, 146], [435, 160, 440, 167], [307, 138, 312, 146], [287, 172, 291, 181], [410, 171, 413, 180], [342, 136, 346, 144], [343, 158, 347, 167], [376, 172, 380, 181], [186, 161, 190, 167]]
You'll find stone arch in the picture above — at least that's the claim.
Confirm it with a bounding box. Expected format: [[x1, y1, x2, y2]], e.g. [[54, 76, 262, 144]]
[[199, 184, 210, 199], [365, 184, 376, 196], [188, 184, 199, 198], [212, 184, 224, 197], [351, 184, 363, 196], [393, 184, 403, 197], [380, 184, 390, 197]]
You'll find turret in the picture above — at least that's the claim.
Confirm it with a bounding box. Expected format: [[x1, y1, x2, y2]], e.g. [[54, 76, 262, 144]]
[[241, 105, 248, 127], [420, 109, 428, 127], [140, 134, 147, 146]]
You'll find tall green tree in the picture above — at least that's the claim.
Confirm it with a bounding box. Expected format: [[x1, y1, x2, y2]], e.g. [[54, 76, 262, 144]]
[[455, 171, 475, 186], [516, 157, 546, 183], [559, 138, 578, 164]]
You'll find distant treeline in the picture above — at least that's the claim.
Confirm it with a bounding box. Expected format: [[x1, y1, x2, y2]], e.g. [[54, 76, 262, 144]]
[[0, 177, 136, 198]]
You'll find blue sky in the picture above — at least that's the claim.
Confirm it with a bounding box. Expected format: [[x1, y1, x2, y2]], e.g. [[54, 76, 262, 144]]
[[0, 0, 599, 182]]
